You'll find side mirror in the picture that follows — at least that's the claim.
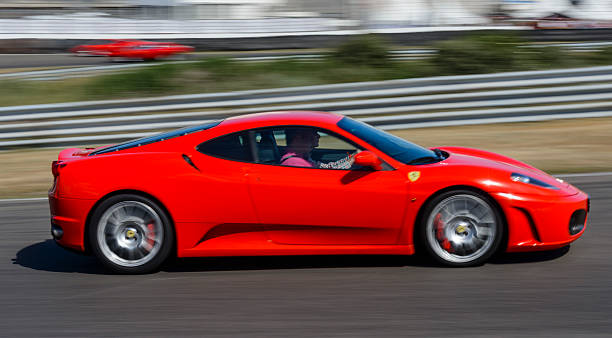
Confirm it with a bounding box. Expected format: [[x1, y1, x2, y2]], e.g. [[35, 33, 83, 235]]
[[354, 151, 383, 170]]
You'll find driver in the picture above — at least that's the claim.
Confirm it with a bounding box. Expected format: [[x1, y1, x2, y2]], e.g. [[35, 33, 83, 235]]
[[280, 128, 356, 169]]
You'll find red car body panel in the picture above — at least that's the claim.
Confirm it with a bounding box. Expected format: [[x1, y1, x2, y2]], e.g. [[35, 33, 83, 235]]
[[70, 39, 193, 59], [48, 111, 588, 258]]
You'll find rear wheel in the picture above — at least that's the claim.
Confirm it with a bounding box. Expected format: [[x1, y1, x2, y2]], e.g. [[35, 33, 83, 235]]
[[418, 190, 503, 267], [89, 194, 173, 274]]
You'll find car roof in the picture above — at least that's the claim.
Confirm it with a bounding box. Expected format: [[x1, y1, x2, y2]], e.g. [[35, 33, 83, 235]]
[[89, 111, 343, 155], [221, 111, 343, 128]]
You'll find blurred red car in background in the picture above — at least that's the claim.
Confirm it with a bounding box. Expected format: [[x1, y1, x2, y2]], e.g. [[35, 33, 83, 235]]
[[70, 39, 194, 60]]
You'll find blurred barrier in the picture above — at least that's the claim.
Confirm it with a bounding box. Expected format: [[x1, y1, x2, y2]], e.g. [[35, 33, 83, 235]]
[[2, 65, 612, 148]]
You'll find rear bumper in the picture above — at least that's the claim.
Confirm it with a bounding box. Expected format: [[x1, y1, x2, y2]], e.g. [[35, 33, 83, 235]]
[[49, 193, 97, 252], [491, 191, 589, 252]]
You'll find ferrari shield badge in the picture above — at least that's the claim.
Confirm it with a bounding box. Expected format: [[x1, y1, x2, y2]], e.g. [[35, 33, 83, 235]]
[[408, 171, 421, 182]]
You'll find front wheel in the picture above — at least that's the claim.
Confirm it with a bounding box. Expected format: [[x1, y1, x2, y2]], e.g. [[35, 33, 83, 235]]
[[89, 194, 174, 274], [418, 190, 503, 267]]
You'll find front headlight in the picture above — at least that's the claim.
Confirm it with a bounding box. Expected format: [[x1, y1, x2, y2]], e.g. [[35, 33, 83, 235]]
[[510, 173, 558, 190]]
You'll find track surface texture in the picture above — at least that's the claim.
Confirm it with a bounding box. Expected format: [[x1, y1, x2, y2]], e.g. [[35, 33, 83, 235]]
[[1, 175, 611, 337], [0, 52, 317, 69], [0, 54, 108, 69]]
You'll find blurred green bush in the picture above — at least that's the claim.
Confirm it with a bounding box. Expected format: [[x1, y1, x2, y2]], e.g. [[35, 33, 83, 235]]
[[330, 34, 391, 66], [433, 32, 526, 74], [580, 46, 612, 65], [86, 63, 180, 96], [431, 31, 609, 74]]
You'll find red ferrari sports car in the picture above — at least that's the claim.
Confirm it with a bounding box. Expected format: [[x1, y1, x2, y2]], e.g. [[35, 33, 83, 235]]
[[70, 39, 193, 60], [49, 111, 588, 273]]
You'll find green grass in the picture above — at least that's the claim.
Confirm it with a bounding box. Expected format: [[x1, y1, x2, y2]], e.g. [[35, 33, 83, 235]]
[[0, 58, 434, 107], [89, 57, 436, 95], [431, 32, 612, 74]]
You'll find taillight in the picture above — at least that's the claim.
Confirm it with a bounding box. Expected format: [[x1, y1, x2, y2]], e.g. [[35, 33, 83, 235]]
[[51, 161, 66, 177]]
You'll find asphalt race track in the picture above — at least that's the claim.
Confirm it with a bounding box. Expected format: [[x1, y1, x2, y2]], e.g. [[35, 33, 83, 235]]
[[0, 52, 315, 69], [0, 175, 611, 337], [0, 54, 109, 69]]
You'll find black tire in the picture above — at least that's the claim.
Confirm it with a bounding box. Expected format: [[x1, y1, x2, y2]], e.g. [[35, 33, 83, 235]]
[[88, 194, 174, 274], [417, 190, 503, 267]]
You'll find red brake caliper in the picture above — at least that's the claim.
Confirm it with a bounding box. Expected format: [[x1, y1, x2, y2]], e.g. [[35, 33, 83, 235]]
[[146, 223, 156, 250], [434, 214, 452, 252]]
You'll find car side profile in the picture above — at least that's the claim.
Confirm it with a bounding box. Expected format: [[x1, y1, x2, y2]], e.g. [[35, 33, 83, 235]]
[[48, 111, 589, 273]]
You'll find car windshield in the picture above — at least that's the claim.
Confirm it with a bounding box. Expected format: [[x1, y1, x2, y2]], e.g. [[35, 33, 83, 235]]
[[337, 117, 440, 165]]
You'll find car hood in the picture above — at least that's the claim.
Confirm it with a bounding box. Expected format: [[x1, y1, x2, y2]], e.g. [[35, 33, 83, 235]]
[[436, 146, 578, 196]]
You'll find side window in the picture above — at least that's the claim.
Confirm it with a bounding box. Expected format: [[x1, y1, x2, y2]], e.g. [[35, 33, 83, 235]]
[[253, 126, 362, 169], [197, 132, 253, 162], [252, 129, 281, 164], [315, 130, 360, 160]]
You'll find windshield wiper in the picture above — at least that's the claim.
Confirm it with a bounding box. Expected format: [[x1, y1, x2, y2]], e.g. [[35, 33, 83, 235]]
[[407, 149, 447, 165], [407, 156, 440, 165]]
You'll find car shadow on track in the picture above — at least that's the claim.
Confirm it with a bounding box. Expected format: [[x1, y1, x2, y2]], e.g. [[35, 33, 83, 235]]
[[490, 246, 570, 264], [165, 246, 571, 273], [12, 239, 105, 274], [13, 240, 571, 274], [164, 255, 427, 273]]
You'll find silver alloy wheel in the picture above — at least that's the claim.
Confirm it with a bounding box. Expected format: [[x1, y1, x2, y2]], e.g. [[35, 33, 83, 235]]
[[96, 201, 164, 268], [425, 194, 497, 264]]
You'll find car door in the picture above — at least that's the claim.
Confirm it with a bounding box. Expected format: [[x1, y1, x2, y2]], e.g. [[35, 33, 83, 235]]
[[184, 131, 260, 244], [246, 126, 409, 245]]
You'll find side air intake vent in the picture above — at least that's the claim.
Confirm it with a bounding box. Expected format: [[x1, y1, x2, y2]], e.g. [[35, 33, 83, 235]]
[[569, 209, 587, 235]]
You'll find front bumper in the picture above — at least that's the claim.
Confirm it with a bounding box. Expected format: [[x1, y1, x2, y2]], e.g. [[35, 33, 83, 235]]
[[491, 190, 589, 252]]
